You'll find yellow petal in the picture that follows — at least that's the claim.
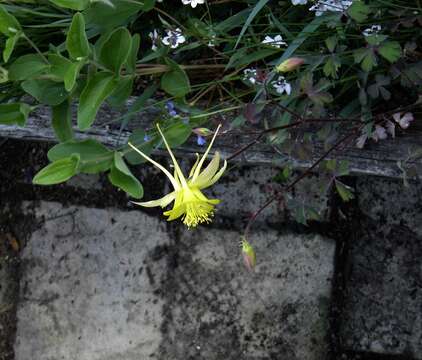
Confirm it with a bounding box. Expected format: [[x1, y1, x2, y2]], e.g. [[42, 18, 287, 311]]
[[132, 191, 176, 208], [189, 153, 200, 178], [195, 159, 227, 189], [128, 142, 180, 190], [156, 124, 188, 188], [191, 124, 222, 181], [190, 152, 220, 188]]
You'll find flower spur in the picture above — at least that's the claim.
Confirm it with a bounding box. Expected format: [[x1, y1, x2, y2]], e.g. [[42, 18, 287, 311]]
[[128, 124, 226, 228]]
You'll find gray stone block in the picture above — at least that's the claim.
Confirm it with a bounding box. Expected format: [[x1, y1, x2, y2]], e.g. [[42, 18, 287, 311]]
[[16, 202, 170, 360], [16, 201, 335, 360], [205, 165, 330, 224], [159, 227, 335, 360], [357, 177, 422, 237], [340, 225, 422, 358]]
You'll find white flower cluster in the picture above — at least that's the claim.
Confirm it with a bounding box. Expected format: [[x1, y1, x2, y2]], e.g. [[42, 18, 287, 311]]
[[182, 0, 205, 7], [362, 25, 381, 37], [291, 0, 353, 16], [356, 112, 414, 148], [149, 28, 186, 50], [271, 76, 292, 95], [261, 34, 287, 48], [243, 69, 292, 96]]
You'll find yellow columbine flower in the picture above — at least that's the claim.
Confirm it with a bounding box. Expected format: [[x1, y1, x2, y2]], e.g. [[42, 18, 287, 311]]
[[128, 124, 226, 228]]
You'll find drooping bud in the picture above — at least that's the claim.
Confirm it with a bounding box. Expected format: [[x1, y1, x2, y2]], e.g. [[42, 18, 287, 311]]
[[276, 57, 304, 73], [193, 127, 213, 137], [240, 236, 256, 271]]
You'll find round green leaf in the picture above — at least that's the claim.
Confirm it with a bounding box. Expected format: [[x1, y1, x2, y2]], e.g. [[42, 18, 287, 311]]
[[21, 79, 68, 106], [99, 27, 132, 73], [33, 154, 80, 185], [66, 12, 90, 60], [0, 5, 21, 36], [0, 103, 31, 126], [48, 139, 113, 174], [8, 54, 49, 81], [108, 152, 143, 198], [77, 71, 118, 130]]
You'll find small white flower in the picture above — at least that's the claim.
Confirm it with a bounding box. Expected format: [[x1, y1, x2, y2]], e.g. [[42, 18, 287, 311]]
[[271, 76, 292, 95], [392, 112, 414, 129], [162, 28, 186, 49], [291, 0, 307, 4], [310, 0, 353, 16], [371, 125, 387, 142], [243, 68, 258, 84], [363, 25, 381, 37], [181, 0, 205, 8], [262, 35, 287, 48], [149, 29, 160, 51]]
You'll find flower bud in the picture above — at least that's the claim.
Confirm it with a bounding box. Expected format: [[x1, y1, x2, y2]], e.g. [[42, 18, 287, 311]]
[[240, 236, 256, 271], [193, 127, 213, 137], [276, 57, 304, 73]]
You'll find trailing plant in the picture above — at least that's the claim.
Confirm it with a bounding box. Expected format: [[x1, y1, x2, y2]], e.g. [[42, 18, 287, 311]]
[[0, 0, 421, 249]]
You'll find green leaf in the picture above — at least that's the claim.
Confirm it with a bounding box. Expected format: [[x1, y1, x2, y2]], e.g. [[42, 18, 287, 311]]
[[48, 139, 112, 174], [125, 129, 157, 165], [354, 48, 377, 72], [323, 55, 341, 78], [49, 53, 73, 79], [48, 53, 83, 91], [52, 99, 74, 142], [3, 31, 21, 63], [83, 1, 143, 34], [325, 36, 337, 53], [108, 76, 134, 107], [8, 54, 49, 81], [335, 180, 355, 202], [0, 5, 21, 36], [378, 41, 401, 63], [161, 59, 190, 98], [161, 121, 192, 148], [0, 103, 31, 126], [347, 1, 370, 22], [49, 0, 90, 10], [77, 71, 118, 130], [276, 15, 326, 67], [21, 79, 68, 106], [234, 0, 270, 49], [33, 154, 80, 185], [139, 0, 155, 11], [66, 62, 83, 91], [126, 33, 140, 74], [99, 27, 132, 73], [108, 152, 143, 198], [66, 12, 90, 60]]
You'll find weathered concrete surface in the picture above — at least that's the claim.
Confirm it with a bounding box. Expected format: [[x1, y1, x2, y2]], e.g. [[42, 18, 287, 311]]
[[15, 201, 336, 360], [0, 232, 17, 360], [184, 163, 330, 225], [159, 226, 335, 360], [16, 201, 169, 360], [357, 177, 422, 237], [340, 178, 422, 359]]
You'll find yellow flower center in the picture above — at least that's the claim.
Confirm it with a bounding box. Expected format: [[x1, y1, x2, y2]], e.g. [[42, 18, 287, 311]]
[[164, 186, 218, 228]]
